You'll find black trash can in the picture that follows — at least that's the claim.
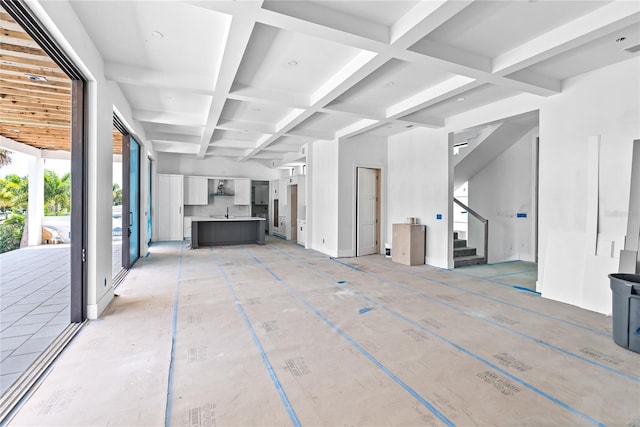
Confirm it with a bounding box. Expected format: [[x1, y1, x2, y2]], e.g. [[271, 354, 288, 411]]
[[609, 273, 640, 353]]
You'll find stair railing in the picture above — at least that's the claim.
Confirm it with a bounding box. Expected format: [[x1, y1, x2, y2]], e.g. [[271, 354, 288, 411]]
[[453, 198, 488, 264]]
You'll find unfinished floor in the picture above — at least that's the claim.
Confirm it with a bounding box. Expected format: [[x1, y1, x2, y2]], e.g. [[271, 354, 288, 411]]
[[7, 238, 640, 426]]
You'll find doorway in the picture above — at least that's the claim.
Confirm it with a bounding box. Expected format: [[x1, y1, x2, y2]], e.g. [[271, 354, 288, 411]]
[[356, 167, 380, 256], [0, 1, 87, 414], [122, 134, 140, 268]]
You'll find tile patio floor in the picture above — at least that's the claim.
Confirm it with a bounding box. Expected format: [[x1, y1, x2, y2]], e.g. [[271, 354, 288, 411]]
[[1, 239, 125, 396], [0, 245, 70, 395]]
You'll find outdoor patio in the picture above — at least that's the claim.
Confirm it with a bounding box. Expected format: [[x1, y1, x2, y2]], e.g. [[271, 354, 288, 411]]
[[1, 239, 124, 396], [0, 245, 70, 395]]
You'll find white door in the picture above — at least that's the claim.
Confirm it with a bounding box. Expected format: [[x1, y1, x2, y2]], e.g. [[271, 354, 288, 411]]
[[157, 174, 184, 241], [357, 168, 378, 256]]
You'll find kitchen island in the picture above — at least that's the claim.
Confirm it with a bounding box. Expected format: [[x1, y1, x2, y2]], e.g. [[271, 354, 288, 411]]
[[189, 217, 266, 248]]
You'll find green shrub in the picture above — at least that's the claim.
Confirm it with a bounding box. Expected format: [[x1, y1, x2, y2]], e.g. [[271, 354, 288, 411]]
[[0, 213, 25, 253]]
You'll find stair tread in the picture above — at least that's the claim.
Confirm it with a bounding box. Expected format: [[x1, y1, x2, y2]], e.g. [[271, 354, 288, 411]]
[[454, 255, 485, 261]]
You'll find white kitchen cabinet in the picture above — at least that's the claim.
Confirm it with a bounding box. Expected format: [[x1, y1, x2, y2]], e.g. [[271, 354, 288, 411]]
[[234, 178, 251, 205], [157, 174, 184, 241], [183, 176, 208, 205]]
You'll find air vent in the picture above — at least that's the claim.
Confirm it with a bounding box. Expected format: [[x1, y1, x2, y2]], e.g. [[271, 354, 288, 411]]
[[625, 44, 640, 53]]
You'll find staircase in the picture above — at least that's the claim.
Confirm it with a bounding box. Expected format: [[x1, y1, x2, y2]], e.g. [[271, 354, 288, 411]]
[[454, 232, 486, 267]]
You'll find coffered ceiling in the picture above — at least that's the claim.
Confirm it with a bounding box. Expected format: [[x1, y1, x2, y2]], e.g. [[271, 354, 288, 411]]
[[68, 0, 639, 167]]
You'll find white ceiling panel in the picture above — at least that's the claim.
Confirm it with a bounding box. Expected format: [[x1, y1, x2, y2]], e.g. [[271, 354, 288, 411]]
[[121, 84, 212, 119], [71, 1, 229, 82], [421, 1, 611, 59], [404, 84, 520, 122], [220, 99, 298, 127], [521, 22, 640, 81], [142, 123, 202, 137], [235, 23, 366, 99], [296, 112, 360, 133], [63, 0, 637, 165], [331, 59, 455, 111], [305, 0, 419, 27]]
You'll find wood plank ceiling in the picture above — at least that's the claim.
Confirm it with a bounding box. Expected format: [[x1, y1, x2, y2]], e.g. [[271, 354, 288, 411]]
[[0, 7, 122, 156]]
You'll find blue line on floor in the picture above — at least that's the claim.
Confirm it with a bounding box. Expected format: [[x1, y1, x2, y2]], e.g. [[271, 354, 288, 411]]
[[251, 253, 455, 427], [374, 260, 611, 338], [328, 258, 637, 384], [164, 240, 184, 427], [513, 285, 541, 295], [277, 250, 606, 426], [485, 269, 538, 278], [212, 249, 301, 427]]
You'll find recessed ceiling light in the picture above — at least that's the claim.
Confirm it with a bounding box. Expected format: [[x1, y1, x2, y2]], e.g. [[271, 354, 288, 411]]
[[25, 74, 47, 82], [151, 31, 164, 38], [287, 60, 298, 66], [457, 97, 466, 101], [616, 37, 627, 43]]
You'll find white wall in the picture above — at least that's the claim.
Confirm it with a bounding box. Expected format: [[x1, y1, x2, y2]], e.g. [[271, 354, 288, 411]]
[[537, 58, 640, 314], [337, 134, 387, 257], [387, 128, 452, 268], [468, 128, 538, 263], [29, 0, 152, 319], [308, 140, 339, 257]]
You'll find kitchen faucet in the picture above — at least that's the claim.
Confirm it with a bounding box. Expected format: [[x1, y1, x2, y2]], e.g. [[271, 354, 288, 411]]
[[225, 207, 229, 219]]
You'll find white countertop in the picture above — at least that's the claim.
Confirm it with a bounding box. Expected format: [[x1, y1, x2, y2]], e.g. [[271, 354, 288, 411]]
[[189, 216, 266, 222]]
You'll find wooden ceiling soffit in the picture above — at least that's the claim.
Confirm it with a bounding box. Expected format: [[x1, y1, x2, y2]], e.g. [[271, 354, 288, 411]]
[[0, 5, 72, 153]]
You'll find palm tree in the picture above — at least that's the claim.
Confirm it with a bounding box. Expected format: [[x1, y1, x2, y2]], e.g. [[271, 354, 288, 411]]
[[0, 149, 12, 168], [112, 183, 123, 206], [44, 169, 71, 215], [0, 174, 29, 213]]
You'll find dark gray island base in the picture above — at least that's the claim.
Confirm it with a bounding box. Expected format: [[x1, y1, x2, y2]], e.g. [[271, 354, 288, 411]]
[[191, 217, 266, 248]]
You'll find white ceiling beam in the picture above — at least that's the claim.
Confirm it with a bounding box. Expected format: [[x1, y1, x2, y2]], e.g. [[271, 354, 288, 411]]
[[133, 109, 206, 127], [260, 1, 389, 43], [492, 1, 640, 76], [210, 139, 260, 149], [310, 50, 378, 105], [387, 75, 479, 119], [409, 39, 491, 73], [242, 2, 474, 160], [153, 141, 200, 155], [284, 128, 335, 141], [503, 69, 562, 94], [205, 147, 252, 159], [146, 131, 201, 145], [228, 84, 310, 109], [336, 119, 380, 139], [320, 103, 387, 121], [393, 116, 444, 128], [216, 119, 276, 135], [390, 0, 474, 47], [239, 54, 390, 161], [198, 1, 264, 158], [105, 62, 214, 94]]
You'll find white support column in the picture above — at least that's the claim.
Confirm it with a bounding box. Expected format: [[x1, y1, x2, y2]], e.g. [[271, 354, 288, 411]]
[[27, 153, 45, 246]]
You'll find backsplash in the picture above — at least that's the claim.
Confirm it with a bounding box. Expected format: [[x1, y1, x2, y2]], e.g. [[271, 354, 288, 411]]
[[184, 197, 251, 217]]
